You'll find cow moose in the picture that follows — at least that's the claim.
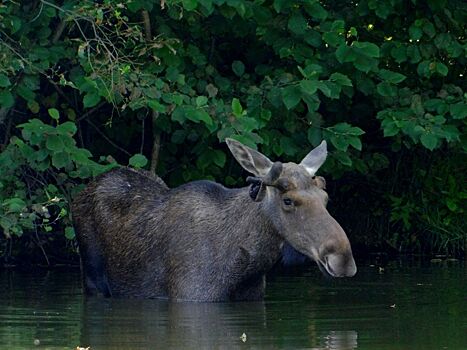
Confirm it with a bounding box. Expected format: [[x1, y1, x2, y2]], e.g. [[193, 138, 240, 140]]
[[72, 139, 356, 301]]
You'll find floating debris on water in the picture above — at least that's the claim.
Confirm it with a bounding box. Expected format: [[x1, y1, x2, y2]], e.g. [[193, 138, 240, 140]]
[[240, 333, 247, 342]]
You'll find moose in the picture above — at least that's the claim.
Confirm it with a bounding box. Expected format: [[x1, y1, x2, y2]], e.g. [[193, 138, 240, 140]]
[[72, 139, 356, 301]]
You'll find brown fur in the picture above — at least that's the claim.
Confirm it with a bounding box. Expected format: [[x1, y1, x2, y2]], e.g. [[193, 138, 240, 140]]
[[73, 140, 356, 301]]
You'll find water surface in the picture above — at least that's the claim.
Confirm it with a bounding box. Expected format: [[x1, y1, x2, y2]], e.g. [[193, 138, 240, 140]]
[[0, 261, 465, 349]]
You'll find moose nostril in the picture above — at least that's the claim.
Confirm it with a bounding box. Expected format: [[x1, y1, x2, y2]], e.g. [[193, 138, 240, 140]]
[[324, 253, 357, 277], [320, 243, 337, 257]]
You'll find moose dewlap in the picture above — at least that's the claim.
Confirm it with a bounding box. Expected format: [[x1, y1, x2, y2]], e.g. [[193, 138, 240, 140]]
[[72, 139, 356, 301]]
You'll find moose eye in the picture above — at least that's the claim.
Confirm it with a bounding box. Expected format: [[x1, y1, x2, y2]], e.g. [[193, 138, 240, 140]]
[[283, 198, 293, 206]]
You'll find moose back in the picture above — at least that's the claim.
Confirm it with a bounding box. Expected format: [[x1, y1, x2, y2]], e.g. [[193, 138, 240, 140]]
[[72, 139, 356, 301]]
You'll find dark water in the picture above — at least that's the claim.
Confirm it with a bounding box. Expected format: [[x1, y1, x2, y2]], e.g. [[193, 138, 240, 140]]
[[0, 262, 465, 350]]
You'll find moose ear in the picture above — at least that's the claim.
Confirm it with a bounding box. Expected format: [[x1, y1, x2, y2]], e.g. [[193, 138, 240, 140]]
[[300, 140, 327, 176], [226, 138, 273, 177]]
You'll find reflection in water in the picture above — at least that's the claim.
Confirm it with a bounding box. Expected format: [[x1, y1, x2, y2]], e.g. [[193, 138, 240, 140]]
[[0, 263, 466, 349], [80, 298, 270, 349], [80, 298, 358, 349], [323, 331, 358, 350]]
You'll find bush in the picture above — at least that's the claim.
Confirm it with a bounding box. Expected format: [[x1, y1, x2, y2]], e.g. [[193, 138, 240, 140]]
[[0, 0, 465, 262]]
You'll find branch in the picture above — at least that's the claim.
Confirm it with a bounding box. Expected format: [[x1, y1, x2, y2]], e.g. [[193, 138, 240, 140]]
[[140, 116, 145, 154], [141, 10, 162, 174], [76, 101, 106, 122], [52, 19, 67, 43], [141, 10, 152, 40], [85, 119, 131, 156], [150, 118, 161, 174]]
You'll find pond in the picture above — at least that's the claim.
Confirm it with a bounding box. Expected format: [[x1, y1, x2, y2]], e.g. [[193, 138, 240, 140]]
[[0, 261, 465, 349]]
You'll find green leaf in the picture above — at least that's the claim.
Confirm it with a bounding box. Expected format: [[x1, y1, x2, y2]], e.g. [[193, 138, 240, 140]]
[[422, 20, 436, 38], [303, 29, 322, 47], [435, 62, 448, 76], [197, 150, 212, 170], [0, 90, 15, 108], [186, 108, 213, 126], [316, 81, 332, 98], [4, 198, 26, 213], [48, 108, 60, 120], [232, 98, 243, 117], [446, 199, 458, 212], [353, 42, 380, 58], [46, 135, 65, 152], [166, 67, 179, 82], [56, 121, 77, 135], [307, 127, 322, 146], [148, 100, 166, 113], [378, 69, 407, 84], [323, 32, 343, 47], [182, 0, 198, 11], [52, 151, 70, 168], [334, 151, 352, 166], [288, 12, 308, 35], [232, 61, 245, 77], [353, 55, 376, 73], [450, 103, 467, 120], [71, 148, 92, 163], [409, 25, 423, 40], [300, 80, 318, 95], [391, 45, 407, 63], [212, 150, 226, 167], [417, 60, 431, 77], [407, 45, 421, 63], [64, 227, 75, 240], [282, 85, 301, 110], [83, 93, 101, 108], [129, 154, 148, 168], [16, 84, 35, 102], [377, 82, 397, 97], [302, 93, 320, 111], [329, 135, 349, 152], [236, 117, 258, 132], [420, 133, 438, 150], [206, 84, 218, 98], [304, 2, 328, 20], [348, 136, 362, 150], [329, 73, 352, 87], [196, 96, 208, 107], [336, 45, 354, 63], [0, 74, 11, 88], [382, 120, 399, 137]]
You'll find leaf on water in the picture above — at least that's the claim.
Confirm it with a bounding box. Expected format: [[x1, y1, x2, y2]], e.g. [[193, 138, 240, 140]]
[[240, 333, 247, 342]]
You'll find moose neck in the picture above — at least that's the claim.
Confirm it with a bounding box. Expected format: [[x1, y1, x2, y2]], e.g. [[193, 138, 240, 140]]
[[222, 186, 283, 274]]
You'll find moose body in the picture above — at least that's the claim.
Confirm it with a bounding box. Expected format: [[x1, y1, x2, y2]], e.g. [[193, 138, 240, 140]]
[[73, 139, 356, 301]]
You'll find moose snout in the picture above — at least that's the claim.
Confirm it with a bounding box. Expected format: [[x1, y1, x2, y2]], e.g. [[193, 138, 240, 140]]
[[319, 241, 357, 277], [322, 251, 357, 277]]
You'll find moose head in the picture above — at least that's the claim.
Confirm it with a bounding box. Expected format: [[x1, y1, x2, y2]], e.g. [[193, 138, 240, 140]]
[[226, 139, 357, 278]]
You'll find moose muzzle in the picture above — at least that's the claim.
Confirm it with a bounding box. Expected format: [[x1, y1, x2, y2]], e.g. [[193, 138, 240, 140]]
[[316, 219, 357, 277]]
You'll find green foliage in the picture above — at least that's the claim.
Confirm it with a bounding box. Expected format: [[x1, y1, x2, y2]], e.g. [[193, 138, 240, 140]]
[[0, 0, 465, 261], [0, 118, 116, 242]]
